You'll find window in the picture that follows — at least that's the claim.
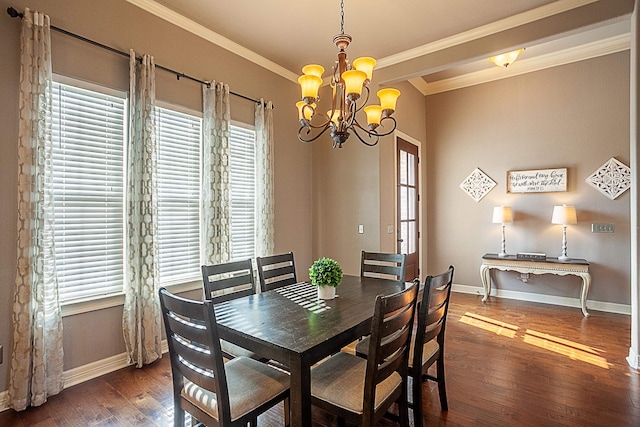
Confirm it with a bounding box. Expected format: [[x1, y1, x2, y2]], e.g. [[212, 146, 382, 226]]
[[52, 78, 258, 304], [229, 124, 256, 261], [156, 106, 202, 283], [52, 80, 127, 302]]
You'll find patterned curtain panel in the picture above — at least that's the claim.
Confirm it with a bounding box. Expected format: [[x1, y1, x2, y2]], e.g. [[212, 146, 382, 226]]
[[122, 50, 162, 368], [9, 8, 64, 411], [255, 100, 275, 257], [201, 82, 232, 264]]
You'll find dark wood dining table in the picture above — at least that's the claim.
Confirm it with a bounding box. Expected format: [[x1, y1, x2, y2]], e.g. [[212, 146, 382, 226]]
[[214, 274, 407, 427]]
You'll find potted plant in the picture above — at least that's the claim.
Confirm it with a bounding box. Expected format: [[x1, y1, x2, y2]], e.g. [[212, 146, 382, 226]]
[[309, 257, 343, 300]]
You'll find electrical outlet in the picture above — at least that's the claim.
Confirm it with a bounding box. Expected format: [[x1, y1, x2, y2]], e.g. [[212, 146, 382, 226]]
[[387, 225, 394, 234], [591, 223, 615, 233]]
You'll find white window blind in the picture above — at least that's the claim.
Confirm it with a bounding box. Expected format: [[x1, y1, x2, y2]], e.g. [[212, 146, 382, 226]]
[[51, 81, 126, 302], [156, 106, 202, 283], [229, 125, 256, 261]]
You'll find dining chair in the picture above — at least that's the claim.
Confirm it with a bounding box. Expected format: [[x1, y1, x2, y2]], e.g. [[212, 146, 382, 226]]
[[360, 251, 407, 282], [310, 282, 419, 426], [201, 259, 264, 361], [356, 265, 455, 427], [256, 252, 297, 292], [159, 287, 290, 427]]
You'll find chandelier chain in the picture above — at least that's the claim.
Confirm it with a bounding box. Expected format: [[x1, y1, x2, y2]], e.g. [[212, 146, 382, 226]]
[[340, 0, 345, 34]]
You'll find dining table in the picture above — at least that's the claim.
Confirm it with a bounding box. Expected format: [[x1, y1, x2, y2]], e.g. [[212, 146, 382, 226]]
[[214, 274, 407, 427]]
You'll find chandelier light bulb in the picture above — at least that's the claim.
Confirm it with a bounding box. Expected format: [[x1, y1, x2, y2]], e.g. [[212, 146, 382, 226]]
[[342, 70, 367, 100], [363, 105, 382, 129], [298, 74, 322, 102], [302, 64, 325, 78], [352, 57, 376, 81], [377, 88, 401, 115]]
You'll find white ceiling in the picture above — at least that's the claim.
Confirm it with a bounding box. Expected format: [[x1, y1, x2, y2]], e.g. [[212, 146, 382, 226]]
[[126, 0, 633, 94]]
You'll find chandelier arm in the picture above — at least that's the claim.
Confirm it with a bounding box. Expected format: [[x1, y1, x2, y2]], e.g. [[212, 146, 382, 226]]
[[351, 125, 380, 146], [373, 116, 398, 137], [304, 117, 333, 130], [351, 115, 397, 137], [352, 86, 371, 115], [298, 123, 334, 143]]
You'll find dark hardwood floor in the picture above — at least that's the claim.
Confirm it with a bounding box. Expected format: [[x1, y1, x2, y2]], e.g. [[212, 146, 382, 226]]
[[1, 292, 639, 426]]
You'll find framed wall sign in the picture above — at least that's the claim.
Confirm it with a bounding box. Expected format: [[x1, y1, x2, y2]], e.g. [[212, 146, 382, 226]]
[[507, 168, 567, 193]]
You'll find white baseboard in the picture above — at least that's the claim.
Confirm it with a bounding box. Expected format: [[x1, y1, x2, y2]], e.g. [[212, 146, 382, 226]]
[[452, 283, 631, 315], [628, 347, 640, 369], [0, 341, 169, 412]]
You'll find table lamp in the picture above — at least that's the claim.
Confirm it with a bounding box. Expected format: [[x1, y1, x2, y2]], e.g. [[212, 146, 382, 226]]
[[551, 204, 577, 261], [492, 206, 513, 257]]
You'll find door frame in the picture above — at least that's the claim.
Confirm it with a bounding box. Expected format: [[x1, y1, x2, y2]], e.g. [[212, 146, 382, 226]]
[[393, 130, 423, 282]]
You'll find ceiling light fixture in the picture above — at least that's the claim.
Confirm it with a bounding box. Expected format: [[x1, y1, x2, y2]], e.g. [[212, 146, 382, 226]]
[[489, 48, 524, 68], [296, 0, 401, 148]]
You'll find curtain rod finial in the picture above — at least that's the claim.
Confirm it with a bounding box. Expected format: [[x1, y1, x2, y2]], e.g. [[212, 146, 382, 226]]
[[7, 7, 24, 18]]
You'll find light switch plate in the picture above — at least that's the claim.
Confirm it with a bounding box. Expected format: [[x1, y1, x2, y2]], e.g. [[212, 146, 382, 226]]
[[358, 224, 364, 234], [387, 225, 394, 234]]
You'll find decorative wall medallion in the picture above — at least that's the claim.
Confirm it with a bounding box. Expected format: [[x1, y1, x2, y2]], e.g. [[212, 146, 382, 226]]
[[459, 168, 496, 202], [585, 157, 631, 200]]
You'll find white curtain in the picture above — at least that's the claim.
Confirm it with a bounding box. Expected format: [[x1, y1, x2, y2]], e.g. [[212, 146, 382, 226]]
[[255, 100, 275, 257], [122, 50, 162, 368], [201, 82, 232, 264], [9, 8, 64, 411]]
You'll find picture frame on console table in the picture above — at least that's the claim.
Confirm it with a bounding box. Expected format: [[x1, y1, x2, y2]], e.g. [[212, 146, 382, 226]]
[[507, 168, 567, 193]]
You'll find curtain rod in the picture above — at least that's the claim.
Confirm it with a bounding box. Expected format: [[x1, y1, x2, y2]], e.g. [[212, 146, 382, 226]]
[[7, 6, 273, 108]]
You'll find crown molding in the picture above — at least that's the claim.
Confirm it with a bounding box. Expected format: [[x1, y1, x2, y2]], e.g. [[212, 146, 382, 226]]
[[376, 0, 598, 69], [125, 0, 299, 83], [419, 32, 630, 95]]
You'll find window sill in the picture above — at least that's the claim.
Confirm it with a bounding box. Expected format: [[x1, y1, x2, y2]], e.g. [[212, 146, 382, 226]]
[[61, 279, 202, 317]]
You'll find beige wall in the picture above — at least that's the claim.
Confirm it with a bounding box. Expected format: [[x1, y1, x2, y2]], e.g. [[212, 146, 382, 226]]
[[311, 80, 427, 276], [425, 52, 631, 304], [0, 0, 311, 391]]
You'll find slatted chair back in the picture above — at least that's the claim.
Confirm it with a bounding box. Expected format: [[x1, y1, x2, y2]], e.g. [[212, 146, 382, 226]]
[[410, 265, 455, 426], [360, 251, 407, 282], [256, 252, 297, 292], [201, 259, 256, 303], [159, 287, 231, 426], [363, 282, 419, 425]]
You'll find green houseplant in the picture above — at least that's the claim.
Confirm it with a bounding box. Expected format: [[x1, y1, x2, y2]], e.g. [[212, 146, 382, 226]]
[[309, 257, 343, 299]]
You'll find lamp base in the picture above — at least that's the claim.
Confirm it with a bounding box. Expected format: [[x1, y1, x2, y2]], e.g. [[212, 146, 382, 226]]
[[557, 255, 570, 262]]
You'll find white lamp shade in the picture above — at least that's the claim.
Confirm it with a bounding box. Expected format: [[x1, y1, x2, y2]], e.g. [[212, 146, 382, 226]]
[[551, 205, 577, 225], [492, 206, 513, 224]]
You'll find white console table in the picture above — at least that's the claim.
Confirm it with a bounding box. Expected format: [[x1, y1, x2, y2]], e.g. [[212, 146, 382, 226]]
[[480, 253, 591, 317]]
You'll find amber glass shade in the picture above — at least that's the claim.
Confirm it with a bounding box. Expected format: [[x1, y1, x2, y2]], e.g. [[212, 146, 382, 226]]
[[296, 101, 316, 120], [377, 88, 401, 113], [327, 110, 340, 126], [352, 57, 376, 81], [363, 105, 382, 127], [342, 70, 367, 98], [302, 64, 325, 78], [298, 74, 323, 100]]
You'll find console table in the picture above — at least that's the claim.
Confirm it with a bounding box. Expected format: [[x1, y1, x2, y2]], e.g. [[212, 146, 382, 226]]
[[480, 253, 591, 317]]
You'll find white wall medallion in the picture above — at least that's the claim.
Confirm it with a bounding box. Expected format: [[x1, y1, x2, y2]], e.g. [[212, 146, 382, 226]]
[[585, 157, 631, 200], [459, 168, 496, 202]]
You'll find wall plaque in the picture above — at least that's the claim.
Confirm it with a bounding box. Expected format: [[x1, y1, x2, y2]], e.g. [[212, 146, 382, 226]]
[[507, 168, 567, 193]]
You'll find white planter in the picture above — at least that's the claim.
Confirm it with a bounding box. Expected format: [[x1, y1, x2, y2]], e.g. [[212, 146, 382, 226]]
[[317, 285, 336, 300]]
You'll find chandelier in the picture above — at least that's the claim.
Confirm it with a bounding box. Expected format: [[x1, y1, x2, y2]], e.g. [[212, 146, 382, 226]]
[[296, 0, 401, 148]]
